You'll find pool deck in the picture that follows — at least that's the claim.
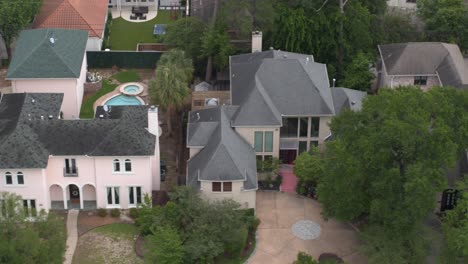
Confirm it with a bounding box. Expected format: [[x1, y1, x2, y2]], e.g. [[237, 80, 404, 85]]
[[93, 82, 148, 111]]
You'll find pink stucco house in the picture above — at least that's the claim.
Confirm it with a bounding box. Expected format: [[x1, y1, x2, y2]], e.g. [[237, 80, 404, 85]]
[[6, 28, 88, 119], [0, 93, 161, 213]]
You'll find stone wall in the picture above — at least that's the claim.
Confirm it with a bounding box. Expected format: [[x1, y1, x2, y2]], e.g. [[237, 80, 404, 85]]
[[84, 81, 102, 94]]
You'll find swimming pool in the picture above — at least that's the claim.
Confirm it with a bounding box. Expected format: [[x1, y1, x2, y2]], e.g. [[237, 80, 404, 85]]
[[104, 94, 143, 106]]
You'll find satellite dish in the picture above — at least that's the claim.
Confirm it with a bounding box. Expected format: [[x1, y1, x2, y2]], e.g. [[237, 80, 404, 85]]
[[103, 105, 109, 112]]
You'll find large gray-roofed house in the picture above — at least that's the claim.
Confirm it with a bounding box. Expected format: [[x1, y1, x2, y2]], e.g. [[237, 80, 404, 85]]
[[0, 93, 156, 169], [378, 42, 468, 90]]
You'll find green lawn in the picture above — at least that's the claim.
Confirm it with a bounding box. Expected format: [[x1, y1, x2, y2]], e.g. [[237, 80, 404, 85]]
[[109, 11, 173, 50], [80, 80, 117, 119]]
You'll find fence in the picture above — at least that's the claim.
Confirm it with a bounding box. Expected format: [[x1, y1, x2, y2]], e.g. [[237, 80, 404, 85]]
[[87, 51, 163, 69]]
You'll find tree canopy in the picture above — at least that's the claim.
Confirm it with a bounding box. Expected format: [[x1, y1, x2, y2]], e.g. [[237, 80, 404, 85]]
[[0, 192, 66, 264], [316, 87, 468, 262], [0, 0, 42, 57]]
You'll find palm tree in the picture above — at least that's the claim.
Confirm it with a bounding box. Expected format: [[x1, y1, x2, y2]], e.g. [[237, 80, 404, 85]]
[[149, 49, 193, 136]]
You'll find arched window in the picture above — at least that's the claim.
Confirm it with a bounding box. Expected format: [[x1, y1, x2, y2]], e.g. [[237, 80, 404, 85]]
[[113, 159, 121, 172], [16, 172, 24, 185], [125, 159, 132, 172], [5, 172, 12, 185]]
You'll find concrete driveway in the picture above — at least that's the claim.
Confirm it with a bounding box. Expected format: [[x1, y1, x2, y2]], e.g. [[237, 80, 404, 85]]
[[248, 191, 367, 264]]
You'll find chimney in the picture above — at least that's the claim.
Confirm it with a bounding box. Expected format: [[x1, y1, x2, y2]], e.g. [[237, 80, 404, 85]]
[[251, 31, 262, 53], [148, 105, 159, 137]]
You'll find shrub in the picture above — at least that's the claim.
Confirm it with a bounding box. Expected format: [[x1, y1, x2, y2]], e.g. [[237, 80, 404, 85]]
[[129, 208, 139, 219], [97, 208, 107, 217], [225, 226, 249, 259], [110, 208, 121, 218], [294, 252, 319, 264]]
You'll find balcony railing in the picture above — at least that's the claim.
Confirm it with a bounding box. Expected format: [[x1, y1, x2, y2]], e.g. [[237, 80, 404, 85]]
[[63, 167, 78, 177]]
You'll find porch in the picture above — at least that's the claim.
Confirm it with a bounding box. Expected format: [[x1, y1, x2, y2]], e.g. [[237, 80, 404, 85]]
[[50, 183, 97, 210]]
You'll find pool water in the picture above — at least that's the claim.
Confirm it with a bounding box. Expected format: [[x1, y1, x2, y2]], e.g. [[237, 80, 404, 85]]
[[104, 95, 143, 106], [124, 85, 140, 94]]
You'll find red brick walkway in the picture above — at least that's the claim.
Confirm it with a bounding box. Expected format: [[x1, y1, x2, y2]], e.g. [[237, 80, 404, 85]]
[[279, 165, 298, 193]]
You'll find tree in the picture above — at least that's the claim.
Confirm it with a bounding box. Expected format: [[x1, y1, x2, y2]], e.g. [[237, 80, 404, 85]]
[[294, 147, 323, 196], [145, 225, 185, 264], [418, 0, 468, 52], [317, 87, 468, 262], [149, 49, 193, 136], [294, 251, 319, 264], [0, 0, 42, 58], [201, 24, 234, 81], [0, 192, 66, 264], [371, 13, 421, 46], [342, 51, 373, 91], [441, 178, 468, 263]]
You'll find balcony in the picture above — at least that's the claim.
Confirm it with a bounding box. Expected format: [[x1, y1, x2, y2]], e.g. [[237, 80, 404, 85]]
[[63, 167, 78, 177]]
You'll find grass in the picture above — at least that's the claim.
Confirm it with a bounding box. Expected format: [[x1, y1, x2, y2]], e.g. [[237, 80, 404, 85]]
[[112, 70, 141, 83], [80, 80, 117, 119], [94, 223, 139, 240], [109, 11, 173, 50]]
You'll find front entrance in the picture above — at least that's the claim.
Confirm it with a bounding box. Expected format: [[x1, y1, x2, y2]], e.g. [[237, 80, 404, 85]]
[[69, 184, 80, 203], [279, 149, 297, 164]]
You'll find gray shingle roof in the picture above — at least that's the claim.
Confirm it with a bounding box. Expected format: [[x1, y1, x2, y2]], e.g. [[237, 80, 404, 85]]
[[331, 88, 367, 114], [230, 50, 335, 126], [0, 94, 156, 169], [6, 28, 88, 79], [379, 42, 468, 89], [187, 106, 257, 190]]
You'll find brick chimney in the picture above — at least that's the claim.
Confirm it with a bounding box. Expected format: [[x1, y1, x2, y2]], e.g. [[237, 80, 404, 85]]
[[252, 31, 262, 53]]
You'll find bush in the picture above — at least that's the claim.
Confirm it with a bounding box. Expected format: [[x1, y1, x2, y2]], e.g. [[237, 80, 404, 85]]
[[225, 226, 249, 259], [97, 208, 107, 217], [110, 208, 121, 217], [129, 208, 139, 219], [294, 252, 319, 264]]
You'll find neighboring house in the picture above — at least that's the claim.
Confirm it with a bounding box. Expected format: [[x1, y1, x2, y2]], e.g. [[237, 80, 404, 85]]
[[387, 0, 418, 10], [187, 48, 366, 208], [377, 42, 468, 90], [109, 0, 158, 11], [6, 28, 88, 119], [33, 0, 109, 51], [0, 93, 161, 213]]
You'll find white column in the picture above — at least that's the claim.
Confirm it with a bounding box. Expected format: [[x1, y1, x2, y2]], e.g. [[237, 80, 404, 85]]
[[63, 186, 68, 210], [79, 186, 84, 210]]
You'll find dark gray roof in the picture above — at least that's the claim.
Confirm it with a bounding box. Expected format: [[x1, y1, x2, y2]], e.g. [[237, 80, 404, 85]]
[[379, 42, 468, 89], [187, 106, 257, 190], [0, 94, 156, 169], [331, 88, 367, 114], [6, 28, 87, 79], [230, 50, 335, 126]]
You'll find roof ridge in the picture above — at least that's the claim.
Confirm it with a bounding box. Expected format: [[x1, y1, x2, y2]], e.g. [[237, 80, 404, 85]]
[[46, 39, 78, 77], [66, 0, 98, 37], [254, 75, 282, 123]]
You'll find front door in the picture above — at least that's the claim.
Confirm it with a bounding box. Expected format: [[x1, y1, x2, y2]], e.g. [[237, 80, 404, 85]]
[[279, 149, 297, 164], [69, 185, 80, 201]]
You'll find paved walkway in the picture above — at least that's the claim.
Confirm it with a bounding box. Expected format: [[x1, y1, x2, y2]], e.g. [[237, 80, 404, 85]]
[[280, 165, 298, 193], [64, 209, 79, 264], [248, 192, 367, 264]]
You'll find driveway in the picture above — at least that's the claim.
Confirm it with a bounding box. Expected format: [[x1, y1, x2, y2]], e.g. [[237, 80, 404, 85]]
[[248, 191, 367, 264]]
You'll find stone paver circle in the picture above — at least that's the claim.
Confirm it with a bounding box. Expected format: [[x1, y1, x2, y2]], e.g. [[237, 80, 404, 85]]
[[291, 219, 321, 240]]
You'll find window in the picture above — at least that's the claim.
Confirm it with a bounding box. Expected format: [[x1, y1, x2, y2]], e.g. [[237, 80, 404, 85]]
[[113, 159, 121, 172], [280, 118, 299, 138], [194, 100, 204, 106], [64, 158, 77, 175], [406, 0, 416, 3], [300, 118, 308, 137], [5, 172, 12, 185], [23, 199, 37, 217], [414, 76, 427, 86], [254, 132, 263, 152], [124, 159, 132, 172], [129, 187, 142, 205], [310, 117, 320, 137], [299, 141, 308, 154], [107, 187, 120, 206], [254, 131, 273, 152], [5, 172, 24, 185], [212, 182, 232, 192], [212, 182, 222, 192]]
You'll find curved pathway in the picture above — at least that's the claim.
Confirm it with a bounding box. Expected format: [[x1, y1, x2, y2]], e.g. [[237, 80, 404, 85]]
[[64, 209, 79, 264], [248, 191, 367, 264]]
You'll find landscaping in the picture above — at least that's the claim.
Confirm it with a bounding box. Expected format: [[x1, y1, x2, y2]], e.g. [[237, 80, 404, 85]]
[[108, 11, 174, 50]]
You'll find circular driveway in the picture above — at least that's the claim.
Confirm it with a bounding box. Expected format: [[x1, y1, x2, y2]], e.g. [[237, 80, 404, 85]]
[[248, 191, 367, 264]]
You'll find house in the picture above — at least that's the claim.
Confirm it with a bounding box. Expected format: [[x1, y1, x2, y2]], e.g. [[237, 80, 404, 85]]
[[387, 0, 418, 10], [33, 0, 109, 51], [377, 42, 468, 90], [109, 0, 158, 11], [6, 28, 88, 119], [187, 46, 366, 208], [0, 93, 161, 213]]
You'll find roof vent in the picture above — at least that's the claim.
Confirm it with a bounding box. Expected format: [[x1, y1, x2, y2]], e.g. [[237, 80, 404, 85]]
[[31, 98, 35, 104], [195, 113, 201, 122], [49, 37, 55, 44], [269, 47, 274, 50], [283, 54, 287, 58], [40, 115, 44, 120], [48, 115, 53, 120], [103, 105, 109, 112], [99, 114, 104, 119], [351, 101, 356, 105]]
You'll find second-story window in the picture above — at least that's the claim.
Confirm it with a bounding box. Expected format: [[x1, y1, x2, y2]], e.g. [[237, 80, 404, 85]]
[[414, 76, 427, 86], [113, 159, 121, 172], [4, 172, 25, 185], [254, 131, 273, 152], [5, 172, 12, 185], [124, 159, 132, 172], [65, 158, 77, 174], [16, 172, 24, 185]]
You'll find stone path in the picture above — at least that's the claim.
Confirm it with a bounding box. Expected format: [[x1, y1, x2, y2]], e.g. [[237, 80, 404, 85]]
[[64, 209, 79, 264], [248, 191, 367, 264]]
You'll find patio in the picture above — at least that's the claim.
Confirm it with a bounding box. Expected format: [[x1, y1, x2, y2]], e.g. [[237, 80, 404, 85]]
[[111, 7, 158, 22], [51, 201, 97, 210]]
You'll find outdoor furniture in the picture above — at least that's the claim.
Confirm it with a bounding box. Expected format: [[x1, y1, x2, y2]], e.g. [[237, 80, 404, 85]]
[[140, 15, 147, 20], [132, 6, 148, 14], [130, 15, 137, 20]]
